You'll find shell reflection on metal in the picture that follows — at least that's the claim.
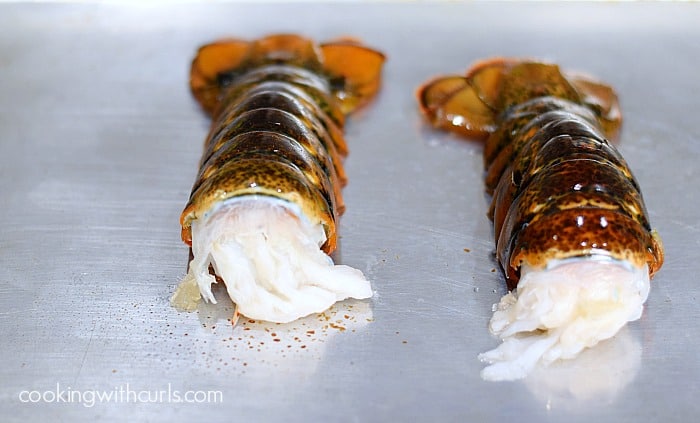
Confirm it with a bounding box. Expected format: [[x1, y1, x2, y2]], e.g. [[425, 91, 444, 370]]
[[174, 34, 385, 323], [417, 58, 664, 380]]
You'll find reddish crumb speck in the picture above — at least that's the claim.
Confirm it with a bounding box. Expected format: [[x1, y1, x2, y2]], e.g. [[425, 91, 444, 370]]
[[329, 323, 346, 331]]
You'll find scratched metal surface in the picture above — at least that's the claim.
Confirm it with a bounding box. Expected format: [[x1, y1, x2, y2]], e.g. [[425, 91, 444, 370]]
[[0, 2, 698, 422]]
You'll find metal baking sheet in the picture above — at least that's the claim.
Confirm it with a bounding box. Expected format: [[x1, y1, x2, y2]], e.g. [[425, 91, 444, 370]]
[[1, 2, 698, 421]]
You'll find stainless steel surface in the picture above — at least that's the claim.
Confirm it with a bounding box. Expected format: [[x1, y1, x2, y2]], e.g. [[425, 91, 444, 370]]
[[1, 2, 698, 421]]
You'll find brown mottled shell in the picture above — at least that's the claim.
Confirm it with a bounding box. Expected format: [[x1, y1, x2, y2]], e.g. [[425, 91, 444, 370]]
[[417, 58, 664, 289], [489, 97, 663, 289], [180, 34, 385, 253]]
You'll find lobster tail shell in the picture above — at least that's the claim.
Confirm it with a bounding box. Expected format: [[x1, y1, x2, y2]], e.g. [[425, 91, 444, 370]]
[[417, 58, 662, 288], [181, 34, 385, 254]]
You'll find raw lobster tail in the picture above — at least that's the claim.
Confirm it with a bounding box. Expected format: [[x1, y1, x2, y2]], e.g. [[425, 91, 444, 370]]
[[181, 33, 385, 253], [175, 34, 385, 323], [417, 58, 664, 380]]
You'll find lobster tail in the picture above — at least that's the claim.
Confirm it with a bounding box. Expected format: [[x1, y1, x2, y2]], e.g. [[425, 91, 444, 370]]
[[176, 34, 383, 323], [418, 58, 663, 380], [181, 35, 385, 252]]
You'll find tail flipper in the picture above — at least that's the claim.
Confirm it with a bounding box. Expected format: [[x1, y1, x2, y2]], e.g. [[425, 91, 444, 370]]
[[320, 38, 386, 114], [416, 58, 520, 139], [417, 74, 497, 139], [189, 34, 384, 117], [190, 38, 252, 116]]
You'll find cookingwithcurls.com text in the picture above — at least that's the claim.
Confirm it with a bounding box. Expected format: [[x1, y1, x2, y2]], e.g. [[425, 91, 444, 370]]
[[18, 383, 223, 408]]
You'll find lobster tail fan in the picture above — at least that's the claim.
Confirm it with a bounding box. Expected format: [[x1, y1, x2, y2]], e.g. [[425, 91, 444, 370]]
[[464, 58, 518, 110], [189, 35, 385, 118], [320, 39, 386, 114], [416, 74, 498, 139], [190, 39, 252, 116], [189, 34, 326, 117]]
